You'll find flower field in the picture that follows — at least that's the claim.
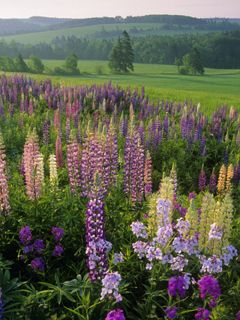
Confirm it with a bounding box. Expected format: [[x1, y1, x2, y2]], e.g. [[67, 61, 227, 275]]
[[0, 74, 240, 319]]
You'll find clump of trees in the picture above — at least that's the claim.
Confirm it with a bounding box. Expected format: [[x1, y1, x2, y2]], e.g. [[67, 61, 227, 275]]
[[177, 48, 205, 75], [54, 53, 80, 75], [109, 31, 134, 73], [0, 54, 45, 74]]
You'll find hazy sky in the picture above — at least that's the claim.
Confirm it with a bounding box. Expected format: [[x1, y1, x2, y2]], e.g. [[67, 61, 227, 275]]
[[1, 0, 240, 19]]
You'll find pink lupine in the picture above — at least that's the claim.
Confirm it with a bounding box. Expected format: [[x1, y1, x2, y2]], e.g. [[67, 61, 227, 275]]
[[23, 131, 44, 200], [67, 138, 81, 193], [0, 134, 10, 213]]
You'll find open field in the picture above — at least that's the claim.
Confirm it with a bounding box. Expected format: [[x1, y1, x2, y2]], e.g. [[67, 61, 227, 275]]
[[10, 60, 240, 114]]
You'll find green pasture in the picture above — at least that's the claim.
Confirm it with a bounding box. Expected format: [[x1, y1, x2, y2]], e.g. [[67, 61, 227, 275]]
[[4, 60, 240, 113]]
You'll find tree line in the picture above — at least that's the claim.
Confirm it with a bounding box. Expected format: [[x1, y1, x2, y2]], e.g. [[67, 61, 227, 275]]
[[0, 30, 239, 69]]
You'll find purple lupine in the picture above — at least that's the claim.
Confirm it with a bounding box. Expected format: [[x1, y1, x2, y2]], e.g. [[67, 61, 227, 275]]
[[198, 168, 206, 192], [124, 129, 144, 203], [105, 309, 125, 320], [233, 164, 240, 185], [52, 244, 64, 257], [168, 275, 190, 298], [33, 239, 45, 253], [198, 275, 221, 307], [30, 257, 45, 272], [19, 226, 32, 244], [195, 308, 211, 320], [86, 198, 108, 281], [165, 307, 178, 319], [42, 119, 50, 145], [236, 311, 240, 320], [67, 138, 81, 193], [209, 169, 217, 193], [65, 118, 71, 143], [51, 227, 64, 241]]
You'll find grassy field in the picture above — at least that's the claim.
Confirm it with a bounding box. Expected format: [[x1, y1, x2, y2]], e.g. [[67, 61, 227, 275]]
[[4, 60, 240, 114], [0, 23, 210, 45]]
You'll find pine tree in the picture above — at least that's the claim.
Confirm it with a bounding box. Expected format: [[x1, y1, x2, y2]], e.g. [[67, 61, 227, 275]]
[[15, 54, 28, 72], [109, 31, 134, 73]]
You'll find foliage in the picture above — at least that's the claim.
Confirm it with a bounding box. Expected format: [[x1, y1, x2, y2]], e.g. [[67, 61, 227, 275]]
[[28, 55, 45, 74], [109, 31, 134, 73]]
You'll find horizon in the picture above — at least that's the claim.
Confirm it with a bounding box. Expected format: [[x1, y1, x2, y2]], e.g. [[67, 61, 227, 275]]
[[1, 0, 240, 19]]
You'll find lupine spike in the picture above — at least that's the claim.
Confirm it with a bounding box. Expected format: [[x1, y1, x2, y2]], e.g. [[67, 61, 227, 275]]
[[226, 164, 234, 192], [0, 133, 10, 214], [217, 164, 226, 194], [198, 167, 206, 192], [49, 154, 58, 190]]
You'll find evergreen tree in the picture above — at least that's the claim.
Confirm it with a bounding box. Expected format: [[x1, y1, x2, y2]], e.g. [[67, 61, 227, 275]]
[[109, 31, 134, 73], [15, 54, 28, 72]]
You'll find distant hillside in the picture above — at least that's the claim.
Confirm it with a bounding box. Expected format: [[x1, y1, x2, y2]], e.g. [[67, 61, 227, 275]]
[[0, 14, 239, 44]]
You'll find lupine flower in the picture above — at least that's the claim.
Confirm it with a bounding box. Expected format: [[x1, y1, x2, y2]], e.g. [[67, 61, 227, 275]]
[[51, 227, 64, 241], [52, 244, 64, 257], [49, 154, 58, 189], [208, 223, 222, 241], [105, 309, 125, 320], [165, 306, 178, 319], [101, 272, 122, 302], [30, 257, 45, 272], [217, 164, 226, 194], [86, 198, 108, 281], [23, 130, 43, 200], [200, 255, 223, 274], [194, 308, 211, 320], [236, 311, 240, 320], [67, 138, 81, 193], [226, 164, 234, 192], [0, 133, 10, 213], [0, 288, 3, 320], [198, 275, 221, 307], [113, 252, 124, 265], [131, 221, 148, 239], [168, 274, 190, 298], [19, 226, 32, 244], [33, 239, 45, 253], [221, 245, 238, 266]]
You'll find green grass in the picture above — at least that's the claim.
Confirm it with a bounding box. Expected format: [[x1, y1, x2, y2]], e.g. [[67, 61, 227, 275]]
[[0, 23, 210, 45], [4, 60, 240, 114]]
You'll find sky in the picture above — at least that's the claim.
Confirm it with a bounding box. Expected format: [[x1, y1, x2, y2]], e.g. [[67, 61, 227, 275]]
[[0, 0, 240, 19]]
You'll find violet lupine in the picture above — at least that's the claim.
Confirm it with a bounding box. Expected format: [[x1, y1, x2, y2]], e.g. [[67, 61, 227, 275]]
[[195, 308, 211, 320], [168, 274, 190, 298], [42, 119, 50, 145], [19, 226, 32, 244], [86, 198, 108, 281], [198, 168, 206, 192], [124, 129, 144, 203], [30, 257, 45, 272], [165, 307, 178, 319], [67, 138, 81, 193], [105, 309, 125, 320], [101, 271, 122, 302], [55, 134, 63, 168], [103, 127, 118, 189], [65, 117, 71, 143], [198, 275, 221, 308], [0, 133, 10, 213], [23, 131, 43, 200], [144, 150, 152, 197]]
